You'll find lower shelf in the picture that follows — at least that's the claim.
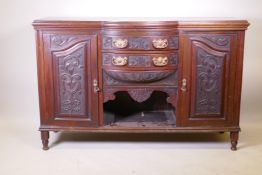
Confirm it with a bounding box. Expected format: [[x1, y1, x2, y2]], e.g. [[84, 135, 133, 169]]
[[104, 110, 176, 128], [103, 91, 176, 128]]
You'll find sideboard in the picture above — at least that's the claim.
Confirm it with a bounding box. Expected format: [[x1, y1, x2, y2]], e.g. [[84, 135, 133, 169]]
[[33, 18, 249, 150]]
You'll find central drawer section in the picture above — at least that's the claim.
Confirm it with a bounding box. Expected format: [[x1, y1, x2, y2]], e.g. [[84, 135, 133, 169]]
[[102, 29, 179, 127], [103, 52, 178, 85], [102, 30, 178, 51]]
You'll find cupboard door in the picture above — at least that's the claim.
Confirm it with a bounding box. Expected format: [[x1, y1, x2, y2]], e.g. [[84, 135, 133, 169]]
[[178, 32, 237, 127], [40, 32, 99, 127]]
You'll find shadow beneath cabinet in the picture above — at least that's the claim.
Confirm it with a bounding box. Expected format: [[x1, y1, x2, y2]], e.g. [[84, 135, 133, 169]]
[[49, 132, 229, 149]]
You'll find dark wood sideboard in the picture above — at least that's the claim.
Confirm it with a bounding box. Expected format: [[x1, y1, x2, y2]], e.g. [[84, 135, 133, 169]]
[[33, 18, 249, 150]]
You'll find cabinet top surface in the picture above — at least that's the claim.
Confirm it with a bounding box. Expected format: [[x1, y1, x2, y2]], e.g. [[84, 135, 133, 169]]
[[33, 17, 248, 21], [32, 17, 249, 30]]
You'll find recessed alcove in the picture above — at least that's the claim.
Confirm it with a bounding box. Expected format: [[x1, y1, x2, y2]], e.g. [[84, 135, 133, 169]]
[[103, 91, 176, 127]]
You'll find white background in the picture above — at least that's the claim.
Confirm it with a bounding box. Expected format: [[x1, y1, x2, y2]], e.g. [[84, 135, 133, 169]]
[[0, 0, 261, 121], [0, 0, 262, 120], [0, 1, 262, 175]]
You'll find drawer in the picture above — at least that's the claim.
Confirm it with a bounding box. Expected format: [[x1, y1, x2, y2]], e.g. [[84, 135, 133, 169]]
[[102, 53, 178, 68], [103, 69, 177, 84], [102, 35, 178, 50]]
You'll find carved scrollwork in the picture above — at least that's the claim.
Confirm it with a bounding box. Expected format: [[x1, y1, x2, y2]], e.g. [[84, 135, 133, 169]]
[[169, 54, 178, 65], [56, 46, 86, 114], [103, 87, 178, 108], [103, 89, 118, 103], [169, 36, 179, 49], [103, 53, 178, 67], [163, 89, 178, 108], [103, 71, 178, 86], [104, 70, 175, 83], [103, 54, 112, 65], [103, 37, 113, 49], [128, 38, 150, 50], [128, 56, 151, 67], [51, 35, 78, 48], [103, 36, 178, 50], [195, 47, 224, 114], [103, 37, 151, 50], [201, 35, 231, 49], [103, 72, 120, 85], [127, 89, 154, 103], [103, 88, 162, 104]]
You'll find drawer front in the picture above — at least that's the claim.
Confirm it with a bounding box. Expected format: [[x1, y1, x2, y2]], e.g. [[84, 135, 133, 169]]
[[102, 53, 178, 68], [102, 36, 178, 50], [102, 52, 178, 86], [103, 69, 178, 86]]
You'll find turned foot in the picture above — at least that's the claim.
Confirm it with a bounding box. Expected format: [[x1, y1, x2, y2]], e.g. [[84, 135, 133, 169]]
[[230, 131, 239, 151], [41, 131, 49, 150]]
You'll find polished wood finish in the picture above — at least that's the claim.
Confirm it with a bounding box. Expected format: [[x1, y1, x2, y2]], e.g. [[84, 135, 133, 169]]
[[41, 131, 49, 150], [33, 18, 249, 150], [179, 32, 237, 126], [230, 131, 239, 150]]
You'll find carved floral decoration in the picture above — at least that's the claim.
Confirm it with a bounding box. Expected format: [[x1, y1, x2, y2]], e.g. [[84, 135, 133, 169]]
[[195, 47, 224, 114], [58, 47, 85, 114]]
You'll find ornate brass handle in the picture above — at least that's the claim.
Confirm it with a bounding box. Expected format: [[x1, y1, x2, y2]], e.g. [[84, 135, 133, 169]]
[[152, 39, 168, 48], [112, 38, 128, 48], [112, 56, 128, 66], [152, 56, 168, 66], [93, 79, 100, 93], [181, 78, 187, 92]]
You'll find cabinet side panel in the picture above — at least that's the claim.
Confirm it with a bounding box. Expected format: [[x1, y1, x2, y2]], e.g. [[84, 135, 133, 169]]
[[233, 31, 246, 125], [35, 30, 48, 124]]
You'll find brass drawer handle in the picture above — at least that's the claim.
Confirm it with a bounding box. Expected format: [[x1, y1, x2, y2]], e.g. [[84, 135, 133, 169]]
[[152, 56, 168, 66], [112, 56, 128, 66], [112, 39, 128, 48], [152, 39, 168, 48]]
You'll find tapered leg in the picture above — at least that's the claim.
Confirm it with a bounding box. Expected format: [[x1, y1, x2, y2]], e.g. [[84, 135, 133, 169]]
[[41, 131, 49, 150], [230, 131, 239, 151]]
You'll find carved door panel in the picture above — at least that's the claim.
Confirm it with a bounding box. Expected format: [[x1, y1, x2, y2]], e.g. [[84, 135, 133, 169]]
[[178, 32, 237, 127], [41, 32, 99, 127]]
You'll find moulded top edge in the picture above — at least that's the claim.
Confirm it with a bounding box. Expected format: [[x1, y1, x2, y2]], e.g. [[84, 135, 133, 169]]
[[32, 17, 250, 30]]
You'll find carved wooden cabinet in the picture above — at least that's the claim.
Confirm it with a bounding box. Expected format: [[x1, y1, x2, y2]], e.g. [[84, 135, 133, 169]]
[[33, 18, 249, 150]]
